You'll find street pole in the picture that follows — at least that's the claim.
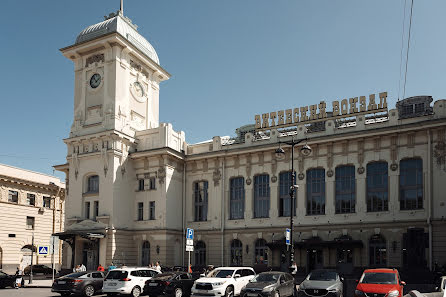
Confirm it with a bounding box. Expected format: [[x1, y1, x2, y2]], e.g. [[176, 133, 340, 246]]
[[51, 236, 55, 283], [289, 142, 295, 271], [29, 232, 34, 284]]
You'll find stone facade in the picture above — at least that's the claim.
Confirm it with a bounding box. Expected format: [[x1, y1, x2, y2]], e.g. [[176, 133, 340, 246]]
[[0, 164, 65, 274]]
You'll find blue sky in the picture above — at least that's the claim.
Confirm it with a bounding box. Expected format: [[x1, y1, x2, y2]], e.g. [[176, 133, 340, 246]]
[[1, 0, 445, 180]]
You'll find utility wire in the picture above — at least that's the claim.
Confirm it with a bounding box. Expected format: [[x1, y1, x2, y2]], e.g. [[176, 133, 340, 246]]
[[403, 0, 414, 100], [397, 0, 408, 101]]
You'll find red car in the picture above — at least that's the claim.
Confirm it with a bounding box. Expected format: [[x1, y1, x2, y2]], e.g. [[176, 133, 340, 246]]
[[355, 268, 406, 297]]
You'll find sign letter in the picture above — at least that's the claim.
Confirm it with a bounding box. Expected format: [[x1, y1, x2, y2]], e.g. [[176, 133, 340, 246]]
[[270, 112, 277, 127], [349, 97, 359, 114], [278, 110, 284, 125], [300, 106, 308, 122], [318, 101, 327, 119], [359, 96, 366, 112], [332, 101, 340, 116], [255, 115, 261, 129], [262, 113, 269, 128], [341, 99, 348, 115], [368, 94, 377, 111], [378, 92, 388, 109], [285, 109, 293, 124], [293, 108, 300, 123], [309, 105, 318, 120]]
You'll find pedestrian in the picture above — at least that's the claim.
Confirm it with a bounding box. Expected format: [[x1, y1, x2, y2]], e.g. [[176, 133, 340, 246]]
[[80, 263, 86, 271], [74, 264, 81, 272], [155, 261, 161, 272], [108, 262, 117, 272], [97, 264, 105, 272], [14, 267, 23, 289], [291, 261, 298, 276]]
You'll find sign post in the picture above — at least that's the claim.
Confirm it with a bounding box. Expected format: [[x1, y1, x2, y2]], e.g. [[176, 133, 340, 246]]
[[50, 236, 58, 283], [186, 228, 194, 272]]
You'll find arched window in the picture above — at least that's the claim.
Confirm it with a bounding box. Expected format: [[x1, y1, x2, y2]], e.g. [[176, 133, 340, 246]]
[[195, 241, 206, 266], [231, 240, 243, 266], [400, 158, 423, 210], [369, 234, 387, 266], [306, 169, 325, 215], [366, 162, 388, 212], [87, 175, 99, 193], [254, 239, 268, 264], [141, 241, 150, 266], [254, 174, 270, 218]]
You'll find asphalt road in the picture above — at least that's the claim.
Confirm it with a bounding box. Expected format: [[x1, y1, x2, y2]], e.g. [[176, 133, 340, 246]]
[[0, 287, 108, 297]]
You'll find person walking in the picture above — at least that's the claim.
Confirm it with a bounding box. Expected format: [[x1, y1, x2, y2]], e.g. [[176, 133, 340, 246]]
[[97, 264, 105, 272], [80, 263, 86, 272], [155, 262, 161, 273], [14, 267, 23, 289], [108, 262, 117, 272]]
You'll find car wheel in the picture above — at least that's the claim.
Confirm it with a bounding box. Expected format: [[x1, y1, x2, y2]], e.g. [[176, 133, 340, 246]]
[[274, 291, 280, 297], [131, 286, 141, 297], [175, 287, 183, 297], [225, 286, 234, 297], [84, 285, 95, 297]]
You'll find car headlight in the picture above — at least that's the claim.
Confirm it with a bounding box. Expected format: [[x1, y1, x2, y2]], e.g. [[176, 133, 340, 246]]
[[387, 290, 399, 297], [213, 282, 226, 286], [328, 288, 340, 292], [298, 285, 305, 291], [262, 285, 275, 292], [355, 290, 365, 297]]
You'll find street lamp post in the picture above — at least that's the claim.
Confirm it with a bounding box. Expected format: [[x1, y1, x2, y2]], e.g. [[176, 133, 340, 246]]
[[275, 137, 311, 271]]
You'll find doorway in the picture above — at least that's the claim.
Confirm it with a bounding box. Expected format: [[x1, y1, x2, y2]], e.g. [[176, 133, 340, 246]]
[[82, 241, 99, 271], [307, 249, 323, 272]]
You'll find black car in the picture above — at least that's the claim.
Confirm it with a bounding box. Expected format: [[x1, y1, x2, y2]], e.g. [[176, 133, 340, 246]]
[[144, 271, 199, 297], [51, 271, 105, 297], [24, 264, 57, 275], [0, 271, 18, 289], [241, 271, 295, 297]]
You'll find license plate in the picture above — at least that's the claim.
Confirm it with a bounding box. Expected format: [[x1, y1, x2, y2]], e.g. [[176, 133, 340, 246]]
[[58, 281, 66, 284], [247, 294, 257, 297], [108, 283, 117, 286], [149, 283, 158, 286]]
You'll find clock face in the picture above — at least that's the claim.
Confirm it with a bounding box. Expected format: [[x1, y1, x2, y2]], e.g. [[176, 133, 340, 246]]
[[90, 73, 102, 88], [133, 82, 145, 97]]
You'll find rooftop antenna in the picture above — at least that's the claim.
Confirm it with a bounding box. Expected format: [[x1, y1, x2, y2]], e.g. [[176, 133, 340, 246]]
[[120, 0, 124, 15]]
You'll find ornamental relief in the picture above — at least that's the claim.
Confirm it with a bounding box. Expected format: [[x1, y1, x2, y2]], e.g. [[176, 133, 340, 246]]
[[86, 54, 104, 67], [434, 141, 446, 171]]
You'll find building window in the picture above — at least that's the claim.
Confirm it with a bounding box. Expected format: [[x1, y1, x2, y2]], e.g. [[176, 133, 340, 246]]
[[230, 177, 245, 220], [141, 241, 150, 266], [138, 202, 144, 221], [27, 194, 36, 206], [254, 174, 270, 218], [94, 201, 99, 219], [149, 177, 156, 190], [85, 202, 90, 219], [8, 190, 18, 204], [26, 216, 35, 230], [254, 239, 268, 264], [306, 168, 325, 215], [400, 158, 423, 210], [87, 175, 99, 193], [195, 241, 206, 266], [337, 248, 353, 264], [231, 239, 243, 266], [149, 201, 155, 220], [366, 162, 388, 212], [335, 165, 356, 214], [369, 234, 387, 266], [138, 179, 145, 191], [43, 197, 51, 208], [279, 171, 296, 217], [194, 181, 208, 222]]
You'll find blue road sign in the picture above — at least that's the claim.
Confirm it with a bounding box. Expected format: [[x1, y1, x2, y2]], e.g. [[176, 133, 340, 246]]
[[285, 228, 291, 245], [38, 246, 49, 255], [186, 228, 194, 240]]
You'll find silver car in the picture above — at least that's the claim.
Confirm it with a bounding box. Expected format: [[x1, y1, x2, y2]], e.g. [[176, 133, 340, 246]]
[[297, 270, 343, 297], [241, 272, 295, 297]]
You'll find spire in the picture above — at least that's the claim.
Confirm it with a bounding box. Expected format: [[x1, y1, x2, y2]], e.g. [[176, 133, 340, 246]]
[[120, 0, 124, 15]]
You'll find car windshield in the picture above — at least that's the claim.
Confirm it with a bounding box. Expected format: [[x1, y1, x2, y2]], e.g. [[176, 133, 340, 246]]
[[208, 269, 234, 278], [251, 274, 279, 282], [106, 271, 128, 280], [153, 273, 176, 281], [63, 272, 87, 278], [0, 272, 7, 277], [309, 271, 337, 281], [360, 273, 397, 284]]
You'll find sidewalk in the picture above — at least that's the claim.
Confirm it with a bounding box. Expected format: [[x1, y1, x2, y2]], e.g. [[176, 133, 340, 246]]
[[23, 279, 53, 288]]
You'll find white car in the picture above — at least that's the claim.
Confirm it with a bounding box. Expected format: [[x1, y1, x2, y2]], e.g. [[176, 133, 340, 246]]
[[192, 267, 256, 297], [103, 267, 160, 297]]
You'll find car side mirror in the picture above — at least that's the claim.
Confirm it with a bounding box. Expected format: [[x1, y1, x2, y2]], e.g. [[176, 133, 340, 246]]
[[400, 281, 406, 286], [234, 274, 241, 278]]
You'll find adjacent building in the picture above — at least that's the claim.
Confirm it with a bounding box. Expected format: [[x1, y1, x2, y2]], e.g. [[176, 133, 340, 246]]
[[0, 163, 65, 274], [55, 8, 446, 274]]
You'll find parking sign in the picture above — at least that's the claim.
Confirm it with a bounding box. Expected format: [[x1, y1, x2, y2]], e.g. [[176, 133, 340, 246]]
[[186, 228, 194, 240], [285, 229, 290, 245]]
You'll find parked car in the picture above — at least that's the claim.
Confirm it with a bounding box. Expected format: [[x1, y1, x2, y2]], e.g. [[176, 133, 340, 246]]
[[191, 267, 256, 297], [435, 276, 445, 293], [51, 271, 106, 296], [354, 268, 405, 297], [0, 270, 19, 289], [102, 267, 159, 297], [241, 271, 295, 297], [297, 269, 343, 297], [144, 271, 200, 297], [24, 264, 57, 275]]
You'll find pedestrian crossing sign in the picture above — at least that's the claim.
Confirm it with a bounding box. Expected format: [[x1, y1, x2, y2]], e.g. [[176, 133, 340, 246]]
[[38, 246, 49, 255]]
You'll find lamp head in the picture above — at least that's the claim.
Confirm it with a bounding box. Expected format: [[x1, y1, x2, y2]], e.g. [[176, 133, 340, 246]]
[[275, 147, 285, 160], [300, 144, 312, 156]]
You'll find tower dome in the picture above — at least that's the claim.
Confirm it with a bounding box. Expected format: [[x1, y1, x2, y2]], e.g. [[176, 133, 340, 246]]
[[75, 11, 160, 64]]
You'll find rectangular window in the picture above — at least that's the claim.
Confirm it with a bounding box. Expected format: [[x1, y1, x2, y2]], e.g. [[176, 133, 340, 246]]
[[194, 181, 208, 221], [43, 197, 51, 208], [229, 177, 245, 220], [94, 201, 99, 218], [414, 103, 424, 113], [27, 193, 36, 206], [85, 202, 90, 219], [8, 190, 18, 203], [279, 171, 296, 217], [335, 166, 356, 214], [400, 159, 423, 210], [306, 169, 325, 215], [149, 201, 155, 220], [138, 202, 144, 221], [138, 179, 145, 191], [26, 216, 35, 230], [87, 175, 99, 193], [367, 162, 389, 212], [254, 174, 270, 218], [149, 177, 156, 190]]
